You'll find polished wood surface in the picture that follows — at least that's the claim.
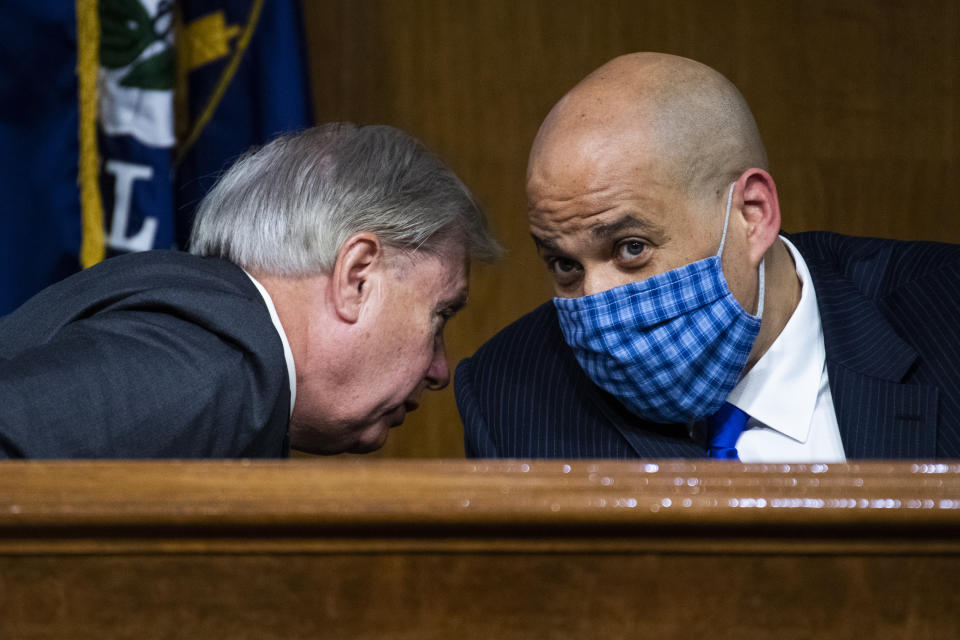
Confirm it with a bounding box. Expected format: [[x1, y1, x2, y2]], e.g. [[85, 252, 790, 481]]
[[301, 1, 960, 458], [1, 460, 959, 638], [4, 460, 960, 536]]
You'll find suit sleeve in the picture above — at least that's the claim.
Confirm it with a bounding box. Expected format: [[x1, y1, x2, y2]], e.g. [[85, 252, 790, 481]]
[[0, 307, 288, 459], [454, 357, 500, 458]]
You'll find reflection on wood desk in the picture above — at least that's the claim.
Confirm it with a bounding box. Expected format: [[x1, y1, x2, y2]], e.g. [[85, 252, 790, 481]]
[[1, 460, 958, 638]]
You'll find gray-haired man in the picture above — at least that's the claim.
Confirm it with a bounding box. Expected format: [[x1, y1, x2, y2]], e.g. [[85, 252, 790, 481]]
[[0, 123, 500, 458]]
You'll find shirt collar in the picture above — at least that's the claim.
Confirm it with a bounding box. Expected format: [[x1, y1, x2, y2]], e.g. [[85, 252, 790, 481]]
[[726, 236, 824, 444], [243, 271, 297, 419]]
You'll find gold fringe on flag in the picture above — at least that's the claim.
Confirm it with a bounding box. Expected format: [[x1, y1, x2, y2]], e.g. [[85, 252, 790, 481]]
[[76, 0, 105, 268]]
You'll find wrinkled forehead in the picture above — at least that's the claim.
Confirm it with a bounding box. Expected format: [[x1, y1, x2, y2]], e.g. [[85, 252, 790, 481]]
[[527, 192, 677, 260], [527, 136, 677, 228], [525, 146, 718, 256]]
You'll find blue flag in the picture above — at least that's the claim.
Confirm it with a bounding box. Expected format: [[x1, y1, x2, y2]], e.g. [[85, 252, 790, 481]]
[[0, 0, 313, 315], [175, 0, 313, 247], [0, 2, 87, 315]]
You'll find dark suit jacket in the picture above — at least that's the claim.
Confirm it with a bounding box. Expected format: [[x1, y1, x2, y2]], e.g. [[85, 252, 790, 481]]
[[455, 232, 960, 459], [0, 251, 291, 458]]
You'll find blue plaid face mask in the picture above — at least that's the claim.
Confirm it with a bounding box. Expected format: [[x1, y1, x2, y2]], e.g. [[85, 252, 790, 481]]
[[554, 183, 764, 424]]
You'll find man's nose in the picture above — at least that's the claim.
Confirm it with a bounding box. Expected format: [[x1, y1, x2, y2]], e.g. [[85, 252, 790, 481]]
[[425, 347, 451, 391], [582, 270, 612, 298]]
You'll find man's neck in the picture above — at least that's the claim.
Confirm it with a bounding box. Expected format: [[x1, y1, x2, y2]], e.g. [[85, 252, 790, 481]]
[[744, 237, 802, 373], [249, 272, 330, 378]]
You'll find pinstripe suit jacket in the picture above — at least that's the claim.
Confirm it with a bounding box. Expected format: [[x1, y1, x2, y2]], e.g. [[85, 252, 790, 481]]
[[0, 251, 291, 458], [455, 232, 960, 459]]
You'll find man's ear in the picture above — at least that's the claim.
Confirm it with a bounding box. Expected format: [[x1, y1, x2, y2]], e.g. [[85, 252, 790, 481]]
[[735, 168, 782, 265], [329, 232, 382, 323]]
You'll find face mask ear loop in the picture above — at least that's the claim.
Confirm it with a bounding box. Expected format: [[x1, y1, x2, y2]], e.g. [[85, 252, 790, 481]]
[[754, 258, 765, 318], [716, 182, 736, 257]]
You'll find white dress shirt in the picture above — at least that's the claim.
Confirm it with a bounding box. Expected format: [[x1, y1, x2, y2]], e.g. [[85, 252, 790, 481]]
[[724, 236, 846, 462], [244, 272, 297, 418]]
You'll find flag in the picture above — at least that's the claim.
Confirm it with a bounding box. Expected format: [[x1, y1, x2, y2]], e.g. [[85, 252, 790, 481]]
[[0, 0, 313, 315], [174, 0, 313, 247], [96, 0, 178, 261], [0, 2, 87, 315]]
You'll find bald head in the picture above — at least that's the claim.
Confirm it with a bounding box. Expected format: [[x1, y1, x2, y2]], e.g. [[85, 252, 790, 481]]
[[529, 53, 768, 203]]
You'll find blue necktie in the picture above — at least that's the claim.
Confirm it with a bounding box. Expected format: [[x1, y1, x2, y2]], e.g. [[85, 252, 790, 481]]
[[706, 402, 750, 459]]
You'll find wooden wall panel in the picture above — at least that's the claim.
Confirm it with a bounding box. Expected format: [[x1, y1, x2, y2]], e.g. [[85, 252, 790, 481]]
[[300, 1, 960, 458], [6, 554, 960, 639]]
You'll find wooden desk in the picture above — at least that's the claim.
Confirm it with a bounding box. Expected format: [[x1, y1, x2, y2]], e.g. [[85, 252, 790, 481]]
[[1, 460, 959, 638]]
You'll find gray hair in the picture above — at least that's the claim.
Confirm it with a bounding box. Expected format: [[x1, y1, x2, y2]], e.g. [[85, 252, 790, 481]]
[[188, 123, 501, 275]]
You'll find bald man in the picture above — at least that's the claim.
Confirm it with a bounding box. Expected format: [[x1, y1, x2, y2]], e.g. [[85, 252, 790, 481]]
[[455, 53, 960, 461]]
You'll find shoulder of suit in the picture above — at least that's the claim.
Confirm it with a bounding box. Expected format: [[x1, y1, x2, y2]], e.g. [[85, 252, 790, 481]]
[[87, 250, 253, 294], [786, 231, 960, 297], [473, 300, 560, 358], [0, 250, 272, 357]]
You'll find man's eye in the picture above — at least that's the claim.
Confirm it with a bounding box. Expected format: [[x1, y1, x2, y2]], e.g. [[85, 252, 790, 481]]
[[550, 257, 580, 273], [616, 240, 647, 263], [435, 308, 456, 330], [434, 312, 452, 340], [545, 257, 582, 285]]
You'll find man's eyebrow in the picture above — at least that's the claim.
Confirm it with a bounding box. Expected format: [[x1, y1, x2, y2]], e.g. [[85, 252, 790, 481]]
[[590, 215, 663, 239], [531, 234, 562, 253], [439, 290, 469, 312], [531, 216, 665, 253]]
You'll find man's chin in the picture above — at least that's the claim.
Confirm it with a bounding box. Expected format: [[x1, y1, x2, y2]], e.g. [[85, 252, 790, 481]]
[[289, 412, 403, 455], [346, 421, 393, 454], [291, 431, 387, 456]]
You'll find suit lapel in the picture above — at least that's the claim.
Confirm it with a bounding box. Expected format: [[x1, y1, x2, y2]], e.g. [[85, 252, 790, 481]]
[[800, 242, 938, 458], [569, 353, 706, 457]]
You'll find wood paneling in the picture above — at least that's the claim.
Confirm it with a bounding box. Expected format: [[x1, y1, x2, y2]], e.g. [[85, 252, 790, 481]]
[[4, 554, 960, 639], [1, 460, 959, 638], [300, 1, 960, 458]]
